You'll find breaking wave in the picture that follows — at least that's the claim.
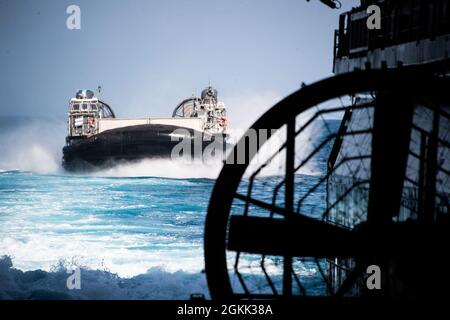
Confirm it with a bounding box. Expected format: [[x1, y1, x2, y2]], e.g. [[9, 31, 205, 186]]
[[0, 255, 208, 300], [0, 255, 319, 300]]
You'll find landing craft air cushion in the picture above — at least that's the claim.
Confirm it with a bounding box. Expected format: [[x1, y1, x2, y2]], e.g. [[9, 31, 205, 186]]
[[62, 86, 228, 171]]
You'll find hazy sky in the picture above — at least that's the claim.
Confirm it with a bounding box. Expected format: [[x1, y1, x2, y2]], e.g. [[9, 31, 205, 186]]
[[0, 0, 357, 123]]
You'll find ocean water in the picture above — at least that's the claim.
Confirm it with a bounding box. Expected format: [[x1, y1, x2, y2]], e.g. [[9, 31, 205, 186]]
[[0, 170, 215, 299], [0, 116, 338, 299], [0, 171, 216, 276]]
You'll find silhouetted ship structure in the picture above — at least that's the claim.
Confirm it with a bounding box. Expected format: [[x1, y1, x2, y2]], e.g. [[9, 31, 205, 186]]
[[333, 0, 450, 73], [62, 86, 228, 171], [328, 0, 449, 298], [203, 0, 450, 304]]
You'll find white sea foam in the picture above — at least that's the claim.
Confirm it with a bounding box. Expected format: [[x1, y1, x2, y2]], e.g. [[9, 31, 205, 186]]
[[95, 159, 223, 179], [0, 255, 209, 300], [0, 230, 205, 278]]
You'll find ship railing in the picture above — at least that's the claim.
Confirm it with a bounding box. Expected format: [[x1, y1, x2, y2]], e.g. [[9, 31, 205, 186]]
[[334, 0, 450, 61]]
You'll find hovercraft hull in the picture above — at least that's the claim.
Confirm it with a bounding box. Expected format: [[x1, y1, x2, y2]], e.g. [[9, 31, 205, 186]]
[[62, 124, 225, 172]]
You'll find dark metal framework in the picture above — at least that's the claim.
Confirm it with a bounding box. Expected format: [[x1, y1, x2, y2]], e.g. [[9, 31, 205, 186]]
[[172, 97, 201, 118], [204, 69, 449, 301], [335, 0, 450, 61], [333, 0, 450, 74]]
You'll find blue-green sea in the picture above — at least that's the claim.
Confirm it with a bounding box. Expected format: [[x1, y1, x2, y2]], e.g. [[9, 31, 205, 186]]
[[0, 117, 337, 299]]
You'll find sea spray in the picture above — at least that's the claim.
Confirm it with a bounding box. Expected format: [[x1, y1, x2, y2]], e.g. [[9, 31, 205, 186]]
[[0, 117, 65, 174], [0, 255, 209, 299]]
